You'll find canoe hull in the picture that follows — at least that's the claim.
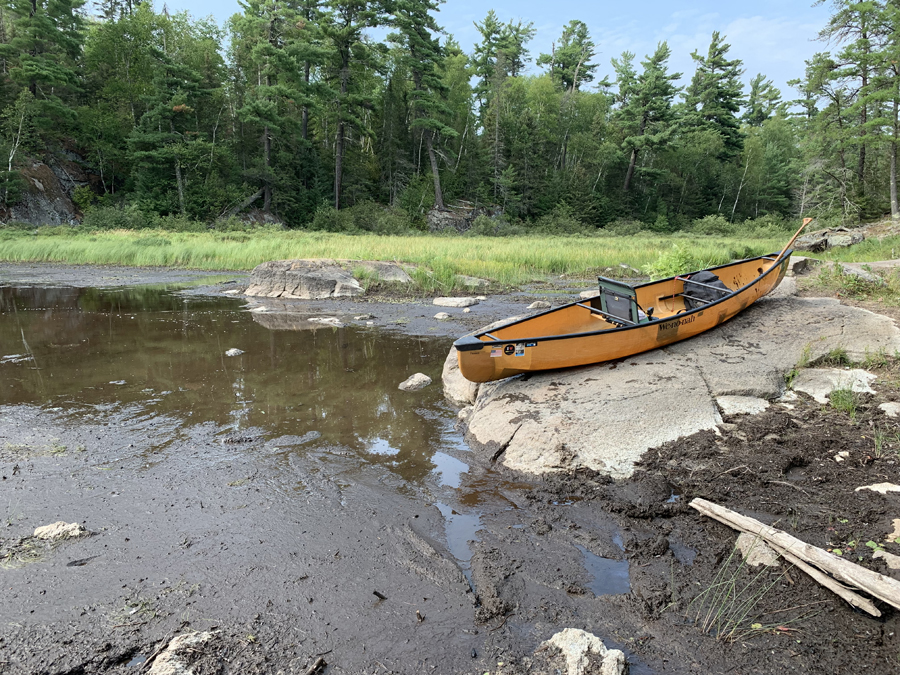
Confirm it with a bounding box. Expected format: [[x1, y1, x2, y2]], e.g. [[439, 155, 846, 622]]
[[456, 254, 789, 383]]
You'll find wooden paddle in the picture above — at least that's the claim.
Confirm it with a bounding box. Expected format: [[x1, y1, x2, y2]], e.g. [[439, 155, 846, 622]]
[[776, 217, 814, 262]]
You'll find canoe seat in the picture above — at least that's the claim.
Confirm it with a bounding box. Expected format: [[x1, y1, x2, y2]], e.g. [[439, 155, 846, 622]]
[[597, 277, 648, 326]]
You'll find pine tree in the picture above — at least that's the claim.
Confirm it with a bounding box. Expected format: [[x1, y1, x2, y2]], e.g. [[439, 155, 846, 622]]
[[682, 31, 745, 160], [0, 0, 86, 136], [614, 42, 681, 192], [743, 73, 783, 126], [322, 0, 383, 209], [389, 0, 456, 209], [536, 20, 598, 92]]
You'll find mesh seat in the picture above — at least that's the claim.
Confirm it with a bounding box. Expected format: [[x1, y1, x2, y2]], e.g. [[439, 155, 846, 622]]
[[597, 277, 641, 325]]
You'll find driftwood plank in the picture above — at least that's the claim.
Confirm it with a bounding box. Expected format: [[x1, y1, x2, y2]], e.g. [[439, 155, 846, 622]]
[[691, 498, 900, 616]]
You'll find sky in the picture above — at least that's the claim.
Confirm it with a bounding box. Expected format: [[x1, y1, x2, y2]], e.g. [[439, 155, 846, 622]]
[[162, 0, 836, 99]]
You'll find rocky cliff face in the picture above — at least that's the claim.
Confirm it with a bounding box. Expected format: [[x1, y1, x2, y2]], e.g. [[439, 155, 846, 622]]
[[1, 154, 96, 225]]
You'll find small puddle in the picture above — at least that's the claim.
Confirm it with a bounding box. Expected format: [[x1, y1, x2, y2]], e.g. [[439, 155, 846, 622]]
[[576, 544, 630, 596], [434, 502, 482, 583], [126, 654, 147, 668]]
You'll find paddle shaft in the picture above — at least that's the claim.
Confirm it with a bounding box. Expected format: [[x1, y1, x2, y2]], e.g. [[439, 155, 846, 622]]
[[775, 217, 813, 262]]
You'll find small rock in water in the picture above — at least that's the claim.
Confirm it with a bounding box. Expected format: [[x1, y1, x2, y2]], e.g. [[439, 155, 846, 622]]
[[579, 290, 600, 300], [223, 289, 241, 295], [463, 308, 471, 313], [433, 297, 479, 308], [225, 348, 244, 357], [249, 306, 268, 313], [399, 373, 432, 391], [109, 380, 126, 385], [528, 301, 551, 310], [434, 312, 451, 320], [354, 314, 375, 320]]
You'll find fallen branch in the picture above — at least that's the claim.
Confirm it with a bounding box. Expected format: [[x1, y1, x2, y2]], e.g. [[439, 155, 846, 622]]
[[303, 656, 327, 675], [691, 498, 900, 617]]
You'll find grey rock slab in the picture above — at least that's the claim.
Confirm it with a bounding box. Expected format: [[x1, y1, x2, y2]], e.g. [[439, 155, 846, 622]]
[[442, 347, 480, 406], [457, 274, 490, 288], [879, 402, 900, 418], [717, 396, 770, 416], [245, 260, 363, 299], [434, 312, 451, 320], [465, 352, 723, 479], [579, 290, 600, 299], [838, 262, 884, 284], [433, 297, 479, 308], [791, 368, 877, 404], [458, 295, 900, 478]]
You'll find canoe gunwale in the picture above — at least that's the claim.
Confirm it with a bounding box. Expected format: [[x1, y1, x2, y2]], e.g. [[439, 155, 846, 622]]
[[453, 251, 789, 352]]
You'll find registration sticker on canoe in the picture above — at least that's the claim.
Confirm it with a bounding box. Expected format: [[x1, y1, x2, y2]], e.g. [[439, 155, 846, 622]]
[[490, 346, 503, 357], [515, 343, 525, 356], [525, 342, 537, 347]]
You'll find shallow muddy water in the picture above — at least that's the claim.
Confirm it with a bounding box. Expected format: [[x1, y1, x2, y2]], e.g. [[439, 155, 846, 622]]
[[0, 286, 496, 567]]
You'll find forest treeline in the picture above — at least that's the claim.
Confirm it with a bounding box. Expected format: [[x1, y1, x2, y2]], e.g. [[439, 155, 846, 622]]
[[1, 0, 899, 232]]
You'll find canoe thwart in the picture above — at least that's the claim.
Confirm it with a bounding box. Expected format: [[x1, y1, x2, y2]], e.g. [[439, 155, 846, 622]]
[[676, 276, 733, 294], [576, 302, 634, 326]]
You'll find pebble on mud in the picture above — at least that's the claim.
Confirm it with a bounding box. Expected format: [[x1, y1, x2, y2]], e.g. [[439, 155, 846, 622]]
[[148, 631, 216, 675], [434, 312, 451, 320], [33, 521, 87, 540], [855, 482, 900, 494], [527, 301, 551, 310], [399, 373, 432, 391], [224, 348, 244, 357]]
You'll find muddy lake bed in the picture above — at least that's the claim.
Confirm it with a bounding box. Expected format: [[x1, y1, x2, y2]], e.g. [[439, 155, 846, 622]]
[[2, 263, 900, 674]]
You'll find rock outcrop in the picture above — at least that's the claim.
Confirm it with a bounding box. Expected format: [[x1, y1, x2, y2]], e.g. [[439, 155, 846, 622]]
[[244, 259, 412, 299], [453, 294, 900, 478], [795, 227, 864, 252], [2, 160, 79, 225]]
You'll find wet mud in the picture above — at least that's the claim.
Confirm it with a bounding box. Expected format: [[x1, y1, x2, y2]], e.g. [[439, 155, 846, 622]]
[[1, 264, 900, 674]]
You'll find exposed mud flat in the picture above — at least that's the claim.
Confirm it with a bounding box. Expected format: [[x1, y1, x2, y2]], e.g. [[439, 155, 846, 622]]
[[2, 262, 900, 674]]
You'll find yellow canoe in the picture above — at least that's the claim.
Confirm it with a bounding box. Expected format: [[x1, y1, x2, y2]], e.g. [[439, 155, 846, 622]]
[[454, 246, 797, 384]]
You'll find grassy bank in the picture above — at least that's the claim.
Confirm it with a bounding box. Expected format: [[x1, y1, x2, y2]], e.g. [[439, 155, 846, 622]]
[[0, 227, 791, 291]]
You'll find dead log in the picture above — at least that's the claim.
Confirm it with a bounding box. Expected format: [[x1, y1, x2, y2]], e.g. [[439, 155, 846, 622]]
[[691, 498, 900, 617]]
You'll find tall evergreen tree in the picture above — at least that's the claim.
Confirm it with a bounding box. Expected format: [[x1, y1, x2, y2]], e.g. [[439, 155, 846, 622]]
[[743, 73, 783, 126], [682, 31, 745, 160], [322, 0, 383, 209], [389, 0, 456, 209], [536, 20, 598, 92], [0, 0, 86, 136], [614, 41, 681, 192]]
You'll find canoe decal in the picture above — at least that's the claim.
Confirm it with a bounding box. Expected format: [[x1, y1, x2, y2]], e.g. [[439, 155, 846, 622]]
[[657, 313, 697, 336]]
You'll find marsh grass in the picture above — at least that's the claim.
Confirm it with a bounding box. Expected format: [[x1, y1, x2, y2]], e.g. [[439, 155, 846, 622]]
[[810, 262, 900, 305], [0, 537, 48, 569], [688, 544, 788, 642], [829, 388, 859, 420], [0, 228, 787, 291]]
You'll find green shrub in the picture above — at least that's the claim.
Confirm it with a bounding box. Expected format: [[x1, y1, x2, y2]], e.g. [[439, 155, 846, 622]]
[[464, 214, 526, 237], [603, 219, 645, 236], [689, 214, 734, 236], [72, 185, 95, 213], [644, 243, 714, 280], [309, 201, 411, 234], [81, 205, 152, 230], [531, 203, 592, 235]]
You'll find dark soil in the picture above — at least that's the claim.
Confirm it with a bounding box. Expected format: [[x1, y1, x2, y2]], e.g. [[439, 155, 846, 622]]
[[2, 262, 900, 674]]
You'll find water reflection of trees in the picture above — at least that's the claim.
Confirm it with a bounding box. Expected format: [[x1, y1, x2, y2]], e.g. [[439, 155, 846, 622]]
[[0, 288, 452, 482]]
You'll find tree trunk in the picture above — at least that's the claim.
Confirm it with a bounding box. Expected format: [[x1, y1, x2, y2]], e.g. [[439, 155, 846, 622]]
[[334, 119, 344, 210], [425, 131, 443, 209], [302, 61, 310, 141], [623, 148, 638, 192], [170, 120, 185, 214], [334, 48, 350, 210], [263, 124, 272, 211], [892, 98, 899, 220]]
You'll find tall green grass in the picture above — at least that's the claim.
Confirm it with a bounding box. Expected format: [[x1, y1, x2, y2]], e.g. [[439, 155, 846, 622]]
[[0, 228, 788, 289]]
